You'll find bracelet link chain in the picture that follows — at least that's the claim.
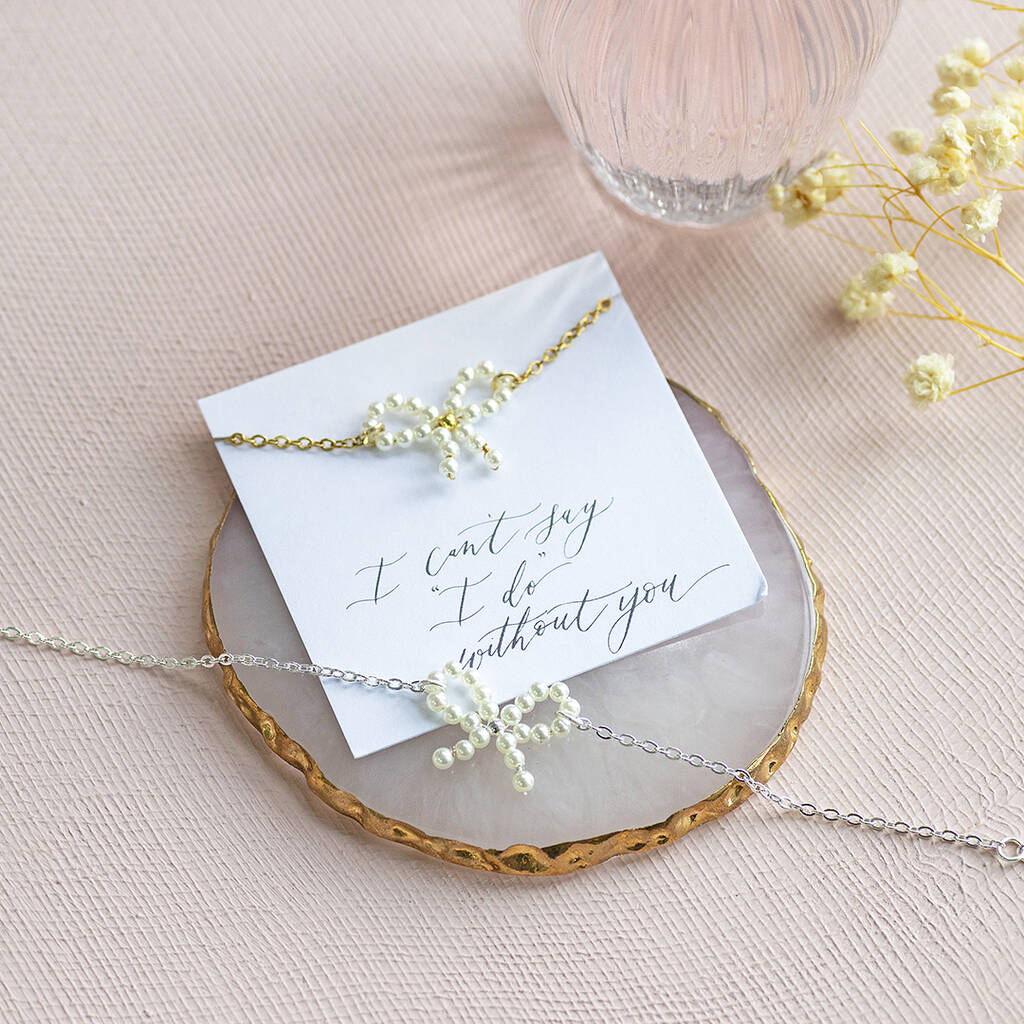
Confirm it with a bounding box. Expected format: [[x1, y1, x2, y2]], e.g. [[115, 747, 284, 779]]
[[1, 622, 1017, 864]]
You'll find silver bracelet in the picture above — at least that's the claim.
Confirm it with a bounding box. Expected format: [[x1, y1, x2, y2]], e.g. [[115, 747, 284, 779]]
[[2, 622, 1021, 865]]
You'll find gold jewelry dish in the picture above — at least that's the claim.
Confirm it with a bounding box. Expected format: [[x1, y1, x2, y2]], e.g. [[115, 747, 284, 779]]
[[202, 384, 826, 875]]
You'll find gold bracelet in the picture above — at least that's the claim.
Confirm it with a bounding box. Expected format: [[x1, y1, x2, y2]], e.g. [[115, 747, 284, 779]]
[[215, 297, 613, 481]]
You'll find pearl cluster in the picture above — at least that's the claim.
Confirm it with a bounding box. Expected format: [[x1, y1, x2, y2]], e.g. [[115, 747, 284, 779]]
[[425, 662, 578, 793], [362, 361, 515, 481]]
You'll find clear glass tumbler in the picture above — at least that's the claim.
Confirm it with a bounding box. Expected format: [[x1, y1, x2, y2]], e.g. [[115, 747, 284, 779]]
[[521, 0, 901, 227]]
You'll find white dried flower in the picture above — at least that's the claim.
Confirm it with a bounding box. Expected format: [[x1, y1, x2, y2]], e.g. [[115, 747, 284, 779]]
[[818, 152, 851, 201], [921, 116, 971, 194], [994, 91, 1024, 130], [971, 108, 1020, 173], [1004, 56, 1024, 82], [956, 37, 990, 68], [936, 53, 982, 89], [839, 274, 894, 322], [960, 193, 1002, 242], [889, 128, 924, 154], [773, 168, 828, 228], [930, 86, 971, 115], [933, 115, 971, 156], [908, 154, 940, 188], [863, 251, 918, 293], [904, 354, 955, 408]]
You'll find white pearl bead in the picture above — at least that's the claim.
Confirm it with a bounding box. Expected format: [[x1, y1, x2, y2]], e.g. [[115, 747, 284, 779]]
[[479, 701, 500, 722], [470, 684, 491, 703], [468, 726, 491, 749], [405, 396, 425, 414], [439, 441, 459, 459], [448, 381, 467, 397], [477, 359, 496, 376], [425, 693, 447, 714], [426, 670, 445, 684], [363, 417, 382, 432], [412, 423, 432, 441], [462, 668, 480, 687], [453, 425, 475, 443], [512, 769, 535, 793], [385, 393, 404, 410], [551, 716, 571, 737], [514, 693, 535, 714], [422, 683, 444, 696], [432, 747, 454, 770], [559, 697, 581, 717], [375, 432, 395, 451], [495, 732, 517, 755], [530, 724, 551, 745], [431, 426, 452, 445], [394, 428, 414, 447], [494, 387, 513, 404], [467, 433, 485, 452], [367, 401, 387, 418], [529, 682, 548, 702], [444, 660, 461, 677], [463, 404, 482, 422], [481, 398, 500, 416], [500, 704, 522, 726], [512, 723, 531, 742], [453, 739, 475, 761], [548, 681, 570, 704], [460, 712, 482, 733], [439, 457, 458, 480], [424, 404, 439, 419], [458, 366, 477, 383], [504, 749, 526, 770], [443, 396, 463, 412], [442, 704, 464, 725], [483, 448, 502, 470]]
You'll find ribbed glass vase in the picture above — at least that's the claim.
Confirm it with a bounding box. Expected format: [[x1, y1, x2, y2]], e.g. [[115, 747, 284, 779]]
[[522, 0, 901, 226]]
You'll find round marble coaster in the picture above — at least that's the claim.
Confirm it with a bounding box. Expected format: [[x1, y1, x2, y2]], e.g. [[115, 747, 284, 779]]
[[204, 384, 826, 874]]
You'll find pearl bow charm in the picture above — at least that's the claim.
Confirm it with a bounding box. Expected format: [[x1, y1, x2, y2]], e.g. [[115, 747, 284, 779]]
[[363, 361, 516, 481], [423, 663, 579, 793]]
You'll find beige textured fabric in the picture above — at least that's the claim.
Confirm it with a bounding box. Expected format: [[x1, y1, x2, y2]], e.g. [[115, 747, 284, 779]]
[[2, 1, 1022, 1020]]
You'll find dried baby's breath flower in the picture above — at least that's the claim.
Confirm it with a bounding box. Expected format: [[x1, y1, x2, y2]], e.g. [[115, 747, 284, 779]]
[[994, 91, 1024, 129], [971, 108, 1020, 172], [839, 275, 894, 322], [904, 354, 955, 408], [933, 115, 971, 155], [864, 252, 919, 292], [956, 37, 991, 68], [766, 14, 1024, 406], [818, 152, 852, 201], [921, 116, 971, 193], [960, 194, 1003, 242], [936, 53, 982, 89], [1004, 56, 1024, 81], [931, 86, 972, 115], [889, 128, 925, 154], [769, 162, 850, 228], [779, 169, 826, 227], [907, 154, 941, 188]]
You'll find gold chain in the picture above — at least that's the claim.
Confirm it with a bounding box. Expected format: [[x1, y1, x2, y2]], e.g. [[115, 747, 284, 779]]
[[216, 297, 613, 452], [508, 296, 612, 388]]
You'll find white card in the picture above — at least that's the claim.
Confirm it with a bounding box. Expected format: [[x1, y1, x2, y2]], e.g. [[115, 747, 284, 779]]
[[199, 253, 766, 757]]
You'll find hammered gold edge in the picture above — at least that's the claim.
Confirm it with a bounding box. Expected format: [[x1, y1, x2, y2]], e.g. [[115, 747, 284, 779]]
[[202, 382, 827, 875]]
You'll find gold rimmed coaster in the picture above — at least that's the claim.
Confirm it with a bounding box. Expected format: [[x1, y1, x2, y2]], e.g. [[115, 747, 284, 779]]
[[202, 384, 826, 875]]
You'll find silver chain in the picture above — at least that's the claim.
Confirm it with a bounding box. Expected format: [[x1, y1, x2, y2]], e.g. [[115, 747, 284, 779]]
[[2, 622, 1021, 865], [0, 624, 427, 693]]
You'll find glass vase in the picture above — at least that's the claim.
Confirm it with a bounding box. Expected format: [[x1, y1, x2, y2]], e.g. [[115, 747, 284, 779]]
[[521, 0, 902, 227]]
